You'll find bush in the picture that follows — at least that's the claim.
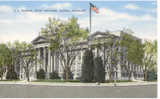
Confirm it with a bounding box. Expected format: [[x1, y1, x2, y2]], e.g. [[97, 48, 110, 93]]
[[37, 69, 45, 79], [147, 69, 157, 81], [94, 56, 105, 83], [50, 71, 60, 79], [81, 49, 94, 82], [6, 71, 18, 80]]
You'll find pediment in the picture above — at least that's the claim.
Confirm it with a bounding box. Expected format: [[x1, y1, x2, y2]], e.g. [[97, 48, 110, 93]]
[[32, 36, 49, 44], [89, 31, 108, 40], [89, 31, 119, 41], [93, 34, 104, 38]]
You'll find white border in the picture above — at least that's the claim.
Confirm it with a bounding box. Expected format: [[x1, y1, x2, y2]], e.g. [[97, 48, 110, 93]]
[[0, 0, 158, 99], [0, 0, 157, 1], [157, 0, 159, 98]]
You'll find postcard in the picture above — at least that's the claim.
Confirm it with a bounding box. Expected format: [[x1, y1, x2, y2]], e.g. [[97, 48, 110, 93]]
[[0, 0, 157, 98]]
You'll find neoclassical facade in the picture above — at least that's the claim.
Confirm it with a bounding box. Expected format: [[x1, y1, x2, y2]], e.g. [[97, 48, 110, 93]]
[[18, 31, 144, 81]]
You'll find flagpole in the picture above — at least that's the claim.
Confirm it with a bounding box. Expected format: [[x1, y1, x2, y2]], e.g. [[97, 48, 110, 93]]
[[88, 3, 92, 50], [89, 2, 92, 33]]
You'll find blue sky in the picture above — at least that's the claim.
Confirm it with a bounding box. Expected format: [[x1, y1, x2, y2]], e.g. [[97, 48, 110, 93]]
[[0, 1, 157, 43]]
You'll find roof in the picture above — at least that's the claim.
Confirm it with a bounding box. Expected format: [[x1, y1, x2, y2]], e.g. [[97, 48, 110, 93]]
[[31, 36, 49, 45], [88, 31, 119, 41], [31, 31, 141, 46]]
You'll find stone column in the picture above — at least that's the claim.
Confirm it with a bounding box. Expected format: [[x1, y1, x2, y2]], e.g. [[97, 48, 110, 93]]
[[117, 61, 121, 80], [54, 53, 56, 72], [50, 52, 53, 72], [52, 52, 54, 72], [33, 49, 37, 80], [43, 47, 46, 71], [81, 51, 83, 63], [44, 47, 49, 79], [73, 54, 77, 80], [95, 48, 97, 57], [19, 59, 23, 80], [35, 48, 38, 72], [48, 48, 50, 72], [37, 48, 41, 71], [80, 51, 83, 77], [58, 53, 60, 73], [58, 54, 62, 78]]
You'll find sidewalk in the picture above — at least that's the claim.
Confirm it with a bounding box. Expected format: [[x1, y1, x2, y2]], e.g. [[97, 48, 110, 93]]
[[0, 80, 157, 87]]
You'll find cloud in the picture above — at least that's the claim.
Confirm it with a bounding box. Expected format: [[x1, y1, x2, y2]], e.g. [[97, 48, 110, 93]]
[[97, 8, 155, 22], [151, 2, 157, 5], [78, 8, 156, 41], [0, 6, 69, 43], [0, 11, 55, 43], [124, 3, 157, 14], [151, 8, 156, 13], [0, 5, 156, 43], [0, 5, 13, 13], [124, 4, 140, 10]]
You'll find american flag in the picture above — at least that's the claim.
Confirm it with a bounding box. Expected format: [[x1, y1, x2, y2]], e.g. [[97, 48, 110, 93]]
[[90, 3, 99, 14]]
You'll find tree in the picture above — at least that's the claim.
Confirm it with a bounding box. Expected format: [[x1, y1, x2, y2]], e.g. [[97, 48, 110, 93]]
[[6, 41, 37, 81], [120, 32, 144, 80], [7, 40, 26, 74], [143, 40, 157, 81], [0, 43, 12, 80], [107, 39, 120, 82], [98, 36, 120, 82], [91, 31, 120, 82], [19, 43, 36, 82], [94, 56, 105, 83], [41, 16, 88, 80], [81, 49, 94, 82], [0, 41, 30, 80]]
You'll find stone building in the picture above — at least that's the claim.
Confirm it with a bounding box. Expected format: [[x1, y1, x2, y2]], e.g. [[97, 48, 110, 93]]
[[18, 31, 144, 81]]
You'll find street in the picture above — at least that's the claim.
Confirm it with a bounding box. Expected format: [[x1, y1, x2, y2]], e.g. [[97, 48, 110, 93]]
[[0, 84, 157, 98]]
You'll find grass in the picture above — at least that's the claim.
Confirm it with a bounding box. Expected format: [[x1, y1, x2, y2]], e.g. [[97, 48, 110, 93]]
[[32, 79, 133, 83], [105, 80, 133, 83], [1, 79, 156, 83], [147, 80, 157, 82], [32, 79, 81, 83], [0, 79, 20, 81], [1, 79, 155, 83]]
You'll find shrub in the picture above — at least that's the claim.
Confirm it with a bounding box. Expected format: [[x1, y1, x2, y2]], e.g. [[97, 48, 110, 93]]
[[147, 69, 157, 81], [81, 49, 94, 82], [6, 71, 18, 80], [94, 56, 105, 83], [37, 69, 45, 79], [50, 71, 60, 79]]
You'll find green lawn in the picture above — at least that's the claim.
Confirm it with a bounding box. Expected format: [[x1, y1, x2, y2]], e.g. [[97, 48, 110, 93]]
[[32, 79, 133, 83], [147, 80, 157, 82], [0, 79, 20, 81], [32, 79, 81, 83], [105, 80, 134, 83]]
